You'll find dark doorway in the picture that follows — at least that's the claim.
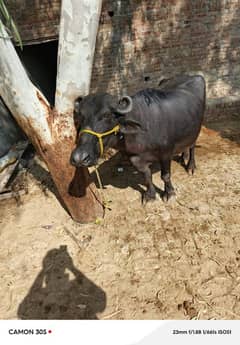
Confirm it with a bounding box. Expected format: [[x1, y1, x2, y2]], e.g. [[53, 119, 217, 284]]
[[16, 40, 58, 105]]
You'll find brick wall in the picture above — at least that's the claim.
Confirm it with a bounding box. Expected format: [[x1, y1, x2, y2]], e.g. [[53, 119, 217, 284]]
[[7, 0, 240, 121], [6, 0, 60, 44], [91, 0, 240, 120]]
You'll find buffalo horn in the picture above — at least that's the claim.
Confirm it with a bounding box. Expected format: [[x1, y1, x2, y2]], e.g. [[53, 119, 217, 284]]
[[114, 95, 133, 114]]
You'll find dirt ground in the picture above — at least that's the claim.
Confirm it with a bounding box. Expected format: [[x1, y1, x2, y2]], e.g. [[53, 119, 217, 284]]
[[0, 121, 240, 320]]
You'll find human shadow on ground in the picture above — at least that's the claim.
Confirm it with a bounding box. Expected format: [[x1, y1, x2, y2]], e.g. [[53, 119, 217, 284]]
[[17, 245, 106, 319]]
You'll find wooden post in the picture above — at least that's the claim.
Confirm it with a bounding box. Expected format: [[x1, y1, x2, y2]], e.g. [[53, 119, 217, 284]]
[[0, 0, 103, 223]]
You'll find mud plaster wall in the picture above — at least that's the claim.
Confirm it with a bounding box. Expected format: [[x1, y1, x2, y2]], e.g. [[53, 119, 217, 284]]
[[7, 0, 240, 121]]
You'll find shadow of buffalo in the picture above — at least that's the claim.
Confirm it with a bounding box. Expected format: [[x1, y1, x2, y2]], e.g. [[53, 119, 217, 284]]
[[89, 151, 191, 201]]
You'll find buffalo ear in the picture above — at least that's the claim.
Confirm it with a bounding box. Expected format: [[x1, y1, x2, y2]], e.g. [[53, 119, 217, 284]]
[[74, 97, 83, 114], [73, 97, 83, 130], [118, 118, 142, 134]]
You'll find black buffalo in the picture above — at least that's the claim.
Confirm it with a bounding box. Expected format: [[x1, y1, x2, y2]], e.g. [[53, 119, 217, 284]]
[[70, 75, 206, 201]]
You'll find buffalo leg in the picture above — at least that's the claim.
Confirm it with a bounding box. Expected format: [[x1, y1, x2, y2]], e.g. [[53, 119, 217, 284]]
[[179, 150, 188, 167], [130, 156, 156, 201], [160, 159, 175, 202], [186, 145, 196, 174]]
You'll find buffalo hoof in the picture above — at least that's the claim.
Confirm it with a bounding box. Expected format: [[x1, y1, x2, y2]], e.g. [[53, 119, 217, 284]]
[[142, 190, 156, 204], [186, 162, 196, 175], [162, 190, 175, 202]]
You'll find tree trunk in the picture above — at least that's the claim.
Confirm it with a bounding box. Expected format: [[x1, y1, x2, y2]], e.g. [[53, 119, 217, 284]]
[[0, 0, 103, 223], [55, 0, 102, 113]]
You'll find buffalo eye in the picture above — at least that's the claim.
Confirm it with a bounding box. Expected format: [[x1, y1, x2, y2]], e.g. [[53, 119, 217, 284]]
[[104, 112, 112, 119]]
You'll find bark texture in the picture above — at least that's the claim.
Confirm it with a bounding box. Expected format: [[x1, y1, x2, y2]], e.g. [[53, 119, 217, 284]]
[[0, 13, 103, 222]]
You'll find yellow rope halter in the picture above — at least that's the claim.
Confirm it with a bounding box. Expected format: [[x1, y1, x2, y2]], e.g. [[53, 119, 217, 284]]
[[79, 125, 120, 157], [78, 125, 120, 217]]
